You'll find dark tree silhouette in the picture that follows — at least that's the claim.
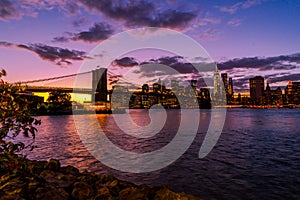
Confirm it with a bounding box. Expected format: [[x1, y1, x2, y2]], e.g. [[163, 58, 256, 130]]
[[0, 69, 41, 154], [47, 91, 71, 112]]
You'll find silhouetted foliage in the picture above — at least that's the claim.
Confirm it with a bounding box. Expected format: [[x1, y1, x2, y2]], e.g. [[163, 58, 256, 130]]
[[0, 69, 41, 154], [47, 91, 71, 112]]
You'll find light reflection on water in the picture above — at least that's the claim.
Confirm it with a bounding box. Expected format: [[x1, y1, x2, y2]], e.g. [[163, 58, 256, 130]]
[[22, 109, 300, 200]]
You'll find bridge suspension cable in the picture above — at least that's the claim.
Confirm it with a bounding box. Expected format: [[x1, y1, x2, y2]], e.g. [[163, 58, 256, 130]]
[[16, 71, 92, 84]]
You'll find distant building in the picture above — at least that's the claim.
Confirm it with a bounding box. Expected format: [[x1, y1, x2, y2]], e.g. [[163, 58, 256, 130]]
[[264, 82, 283, 105], [284, 81, 300, 104], [191, 80, 197, 89], [221, 73, 228, 96], [153, 83, 160, 94], [152, 79, 165, 94], [190, 79, 198, 96], [112, 85, 127, 92], [142, 84, 149, 93], [228, 77, 234, 100], [214, 67, 221, 99], [249, 76, 264, 103], [171, 80, 179, 93]]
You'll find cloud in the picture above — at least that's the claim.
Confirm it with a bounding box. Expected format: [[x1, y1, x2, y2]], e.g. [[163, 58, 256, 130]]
[[136, 56, 206, 79], [73, 23, 113, 42], [193, 16, 221, 27], [53, 22, 114, 43], [217, 0, 264, 14], [227, 19, 242, 27], [218, 53, 300, 71], [20, 44, 85, 64], [79, 0, 197, 29], [106, 53, 300, 90], [108, 74, 123, 85], [72, 17, 88, 27], [0, 0, 20, 20], [65, 2, 80, 14], [16, 43, 85, 65], [197, 28, 220, 40], [266, 73, 300, 84], [218, 53, 300, 90], [0, 41, 14, 47], [112, 57, 139, 67]]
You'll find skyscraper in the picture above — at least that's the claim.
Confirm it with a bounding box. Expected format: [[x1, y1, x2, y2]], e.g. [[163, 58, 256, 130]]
[[214, 66, 221, 99], [92, 68, 108, 102], [221, 73, 228, 96], [191, 80, 197, 89], [171, 80, 179, 93], [249, 76, 264, 102], [228, 77, 234, 99], [142, 84, 149, 93]]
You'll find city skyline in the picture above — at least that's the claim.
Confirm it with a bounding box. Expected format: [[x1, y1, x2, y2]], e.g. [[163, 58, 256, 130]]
[[0, 0, 299, 90]]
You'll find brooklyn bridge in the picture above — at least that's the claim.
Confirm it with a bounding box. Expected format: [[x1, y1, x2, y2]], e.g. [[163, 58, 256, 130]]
[[19, 68, 108, 98], [13, 68, 213, 110]]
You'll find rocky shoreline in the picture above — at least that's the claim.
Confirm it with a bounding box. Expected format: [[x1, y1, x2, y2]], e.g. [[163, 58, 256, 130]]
[[0, 154, 201, 200]]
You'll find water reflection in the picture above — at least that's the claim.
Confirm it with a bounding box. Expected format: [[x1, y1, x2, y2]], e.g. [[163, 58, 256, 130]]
[[21, 109, 300, 199]]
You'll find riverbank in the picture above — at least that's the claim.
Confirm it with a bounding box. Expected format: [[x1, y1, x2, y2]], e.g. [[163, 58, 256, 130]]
[[0, 154, 201, 200]]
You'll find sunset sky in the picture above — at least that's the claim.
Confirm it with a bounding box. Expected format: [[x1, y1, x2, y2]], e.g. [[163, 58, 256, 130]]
[[0, 0, 300, 91]]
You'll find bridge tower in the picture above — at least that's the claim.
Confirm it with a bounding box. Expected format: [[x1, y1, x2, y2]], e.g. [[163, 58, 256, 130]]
[[92, 68, 108, 102]]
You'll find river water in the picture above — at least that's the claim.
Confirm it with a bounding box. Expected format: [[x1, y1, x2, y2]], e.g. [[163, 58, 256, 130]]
[[21, 109, 299, 200]]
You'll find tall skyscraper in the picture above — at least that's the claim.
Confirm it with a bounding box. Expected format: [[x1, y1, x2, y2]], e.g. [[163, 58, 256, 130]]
[[214, 66, 221, 99], [171, 80, 179, 93], [92, 68, 107, 102], [249, 76, 264, 102], [228, 77, 234, 98], [221, 73, 228, 96], [142, 84, 149, 93], [191, 80, 197, 89]]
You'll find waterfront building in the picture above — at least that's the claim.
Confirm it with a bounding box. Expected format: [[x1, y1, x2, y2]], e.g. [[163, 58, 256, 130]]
[[264, 82, 283, 105], [153, 83, 160, 94], [249, 76, 264, 104], [221, 73, 228, 97], [153, 79, 165, 94], [142, 84, 149, 93], [228, 77, 234, 99], [171, 80, 179, 93], [190, 79, 198, 97], [213, 66, 221, 100], [284, 81, 300, 104]]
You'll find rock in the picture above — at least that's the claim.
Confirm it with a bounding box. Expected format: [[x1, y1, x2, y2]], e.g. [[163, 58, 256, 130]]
[[39, 170, 70, 188], [26, 177, 41, 191], [60, 174, 76, 187], [34, 186, 69, 200], [0, 179, 25, 199], [154, 186, 181, 200], [94, 187, 112, 200], [100, 174, 115, 184], [61, 165, 79, 175], [119, 187, 148, 200], [45, 159, 61, 171], [0, 174, 11, 184], [72, 182, 93, 200], [118, 179, 136, 190], [105, 179, 120, 195], [0, 154, 202, 200], [0, 194, 25, 200], [27, 160, 47, 174]]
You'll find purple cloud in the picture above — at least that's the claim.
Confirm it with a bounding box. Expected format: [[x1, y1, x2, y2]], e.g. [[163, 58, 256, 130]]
[[53, 23, 114, 43], [79, 0, 197, 29], [217, 0, 263, 14], [17, 43, 85, 65], [0, 0, 20, 20]]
